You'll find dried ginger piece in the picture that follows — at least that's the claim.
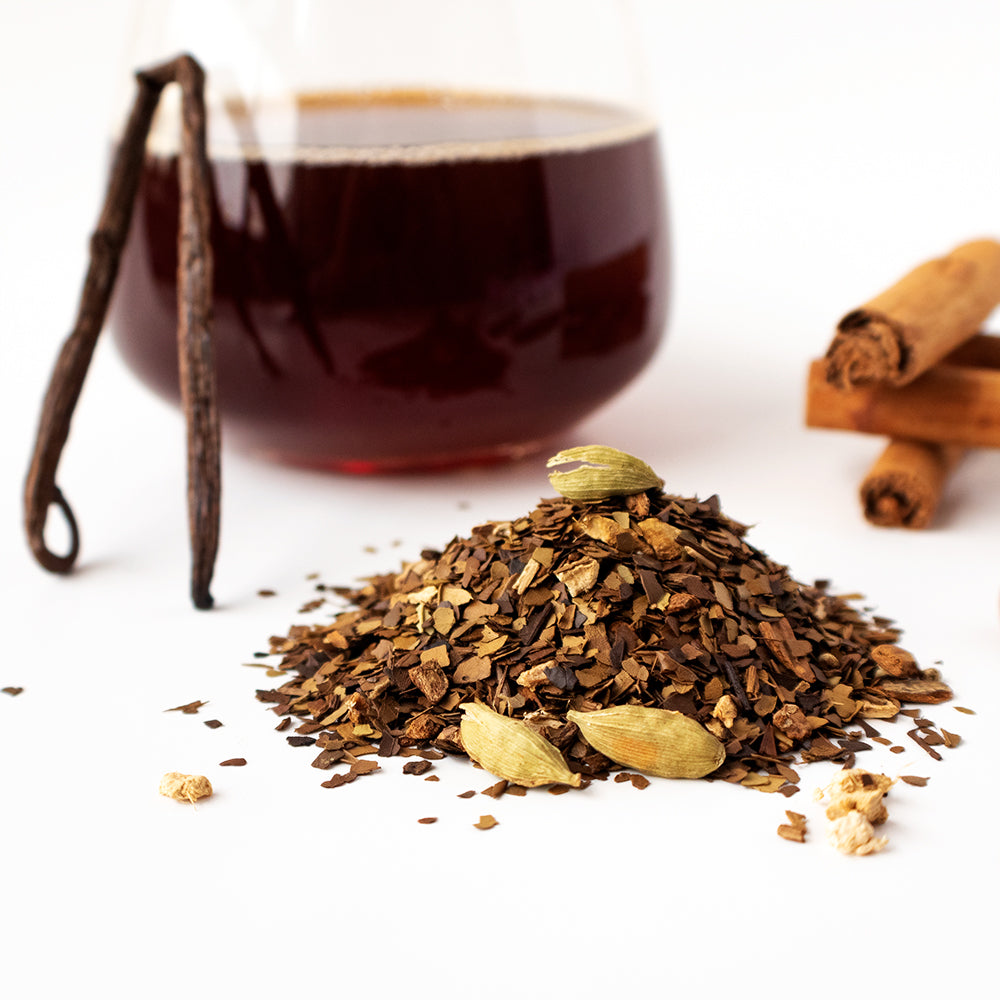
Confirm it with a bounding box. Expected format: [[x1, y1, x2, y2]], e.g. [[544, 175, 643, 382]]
[[825, 787, 888, 825], [819, 767, 894, 799], [815, 768, 894, 855], [159, 772, 213, 803], [826, 811, 888, 856]]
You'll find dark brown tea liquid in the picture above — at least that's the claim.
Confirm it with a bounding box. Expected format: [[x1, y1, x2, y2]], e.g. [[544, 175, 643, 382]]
[[111, 91, 668, 470]]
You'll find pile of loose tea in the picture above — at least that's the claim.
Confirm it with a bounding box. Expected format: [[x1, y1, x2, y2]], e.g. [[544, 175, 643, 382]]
[[257, 465, 952, 796]]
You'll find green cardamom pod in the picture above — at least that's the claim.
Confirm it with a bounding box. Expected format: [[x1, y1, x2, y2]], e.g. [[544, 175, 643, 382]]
[[546, 445, 663, 502], [567, 705, 725, 779], [460, 702, 581, 787]]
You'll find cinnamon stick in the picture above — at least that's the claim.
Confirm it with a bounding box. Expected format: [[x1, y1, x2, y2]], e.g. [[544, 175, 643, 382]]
[[805, 355, 1000, 447], [824, 239, 1000, 389], [859, 439, 963, 529]]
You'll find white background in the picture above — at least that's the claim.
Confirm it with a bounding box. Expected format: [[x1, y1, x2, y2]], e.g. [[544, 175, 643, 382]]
[[2, 1, 998, 997]]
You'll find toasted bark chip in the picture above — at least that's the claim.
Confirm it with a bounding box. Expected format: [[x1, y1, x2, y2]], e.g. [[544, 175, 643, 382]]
[[166, 700, 207, 714], [403, 760, 433, 776]]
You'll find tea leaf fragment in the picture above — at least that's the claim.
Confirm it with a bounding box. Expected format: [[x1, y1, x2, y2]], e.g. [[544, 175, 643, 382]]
[[546, 445, 663, 501], [567, 705, 724, 779]]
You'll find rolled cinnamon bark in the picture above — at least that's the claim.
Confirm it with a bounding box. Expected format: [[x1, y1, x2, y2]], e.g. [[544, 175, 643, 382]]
[[860, 439, 963, 529], [824, 239, 1000, 389], [806, 357, 1000, 447]]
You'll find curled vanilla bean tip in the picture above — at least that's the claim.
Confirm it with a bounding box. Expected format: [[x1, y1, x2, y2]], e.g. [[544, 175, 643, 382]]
[[192, 581, 214, 611], [25, 486, 80, 574]]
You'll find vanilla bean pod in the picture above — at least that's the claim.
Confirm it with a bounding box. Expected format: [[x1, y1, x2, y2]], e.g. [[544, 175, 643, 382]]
[[23, 53, 219, 609]]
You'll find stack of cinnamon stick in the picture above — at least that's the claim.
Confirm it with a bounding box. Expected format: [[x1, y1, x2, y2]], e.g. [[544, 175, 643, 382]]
[[806, 238, 1000, 528]]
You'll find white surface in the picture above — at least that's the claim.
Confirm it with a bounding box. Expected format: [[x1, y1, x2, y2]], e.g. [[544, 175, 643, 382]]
[[2, 1, 999, 996]]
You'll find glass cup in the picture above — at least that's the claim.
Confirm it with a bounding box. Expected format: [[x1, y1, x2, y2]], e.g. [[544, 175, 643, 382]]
[[109, 0, 669, 471]]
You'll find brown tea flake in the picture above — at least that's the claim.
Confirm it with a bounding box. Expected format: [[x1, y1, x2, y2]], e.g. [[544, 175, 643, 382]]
[[2, 686, 24, 696], [203, 719, 224, 729], [320, 772, 358, 789], [402, 760, 433, 776], [474, 814, 499, 830], [456, 790, 476, 799], [777, 810, 807, 843], [166, 700, 207, 714], [417, 817, 438, 825], [875, 677, 953, 705], [159, 772, 213, 803], [899, 775, 929, 787], [954, 706, 976, 715], [871, 644, 919, 677], [941, 729, 962, 748], [219, 758, 247, 767]]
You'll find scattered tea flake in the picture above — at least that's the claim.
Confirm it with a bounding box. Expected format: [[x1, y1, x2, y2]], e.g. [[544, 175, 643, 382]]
[[402, 760, 433, 776], [777, 810, 807, 843], [417, 817, 438, 825], [320, 772, 357, 789], [219, 758, 247, 767], [954, 706, 976, 715], [166, 700, 207, 714], [275, 718, 292, 732], [548, 784, 573, 795], [203, 719, 224, 729], [258, 589, 277, 597], [875, 677, 953, 705], [871, 644, 919, 677], [2, 686, 24, 696], [349, 759, 380, 776], [613, 771, 651, 790], [907, 728, 943, 761], [890, 746, 905, 754], [456, 790, 476, 799], [481, 780, 508, 799], [159, 772, 213, 803], [940, 729, 961, 748], [312, 749, 344, 770], [474, 814, 499, 830], [900, 775, 930, 787], [286, 736, 316, 747], [424, 774, 440, 782]]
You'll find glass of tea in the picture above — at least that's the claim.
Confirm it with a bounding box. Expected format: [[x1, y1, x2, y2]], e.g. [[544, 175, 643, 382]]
[[110, 0, 669, 471]]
